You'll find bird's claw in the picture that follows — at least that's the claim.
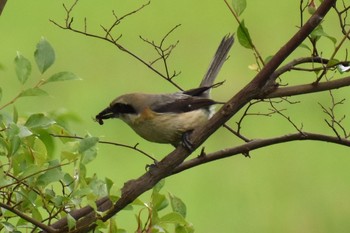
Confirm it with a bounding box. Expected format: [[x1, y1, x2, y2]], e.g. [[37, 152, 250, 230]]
[[181, 131, 194, 152]]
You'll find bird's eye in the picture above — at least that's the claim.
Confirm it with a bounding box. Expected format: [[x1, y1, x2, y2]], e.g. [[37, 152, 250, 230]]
[[111, 103, 136, 114]]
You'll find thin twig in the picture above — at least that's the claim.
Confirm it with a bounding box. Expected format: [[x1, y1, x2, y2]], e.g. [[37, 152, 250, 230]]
[[0, 202, 58, 233], [139, 24, 182, 89], [50, 1, 186, 91], [319, 88, 349, 139], [49, 134, 157, 162], [268, 99, 304, 133], [0, 162, 71, 190]]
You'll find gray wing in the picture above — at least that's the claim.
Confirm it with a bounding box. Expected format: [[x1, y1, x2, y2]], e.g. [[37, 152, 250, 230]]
[[150, 93, 217, 113]]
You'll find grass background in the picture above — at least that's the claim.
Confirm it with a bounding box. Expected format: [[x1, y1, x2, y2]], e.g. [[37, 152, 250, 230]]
[[1, 0, 350, 232]]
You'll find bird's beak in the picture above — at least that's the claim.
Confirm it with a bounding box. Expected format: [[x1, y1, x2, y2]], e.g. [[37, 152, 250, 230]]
[[95, 107, 119, 125]]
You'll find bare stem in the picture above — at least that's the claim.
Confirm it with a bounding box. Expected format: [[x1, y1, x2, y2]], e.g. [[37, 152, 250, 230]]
[[50, 134, 157, 162]]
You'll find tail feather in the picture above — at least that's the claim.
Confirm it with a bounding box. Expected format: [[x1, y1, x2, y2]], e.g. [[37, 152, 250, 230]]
[[199, 35, 234, 97]]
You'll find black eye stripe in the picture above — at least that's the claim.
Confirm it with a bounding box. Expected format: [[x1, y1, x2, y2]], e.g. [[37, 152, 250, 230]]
[[111, 103, 136, 114]]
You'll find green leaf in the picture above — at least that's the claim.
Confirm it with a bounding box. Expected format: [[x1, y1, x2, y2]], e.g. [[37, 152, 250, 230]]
[[34, 37, 55, 74], [32, 137, 48, 165], [109, 218, 119, 233], [327, 59, 339, 67], [18, 125, 32, 138], [18, 164, 41, 180], [0, 87, 2, 102], [237, 20, 253, 49], [89, 177, 108, 197], [2, 207, 17, 218], [109, 184, 121, 202], [52, 195, 65, 207], [14, 52, 32, 84], [9, 135, 21, 155], [0, 221, 16, 231], [299, 43, 311, 51], [7, 122, 19, 137], [0, 137, 9, 156], [176, 224, 195, 233], [310, 25, 323, 41], [13, 106, 18, 123], [307, 0, 317, 14], [37, 167, 64, 187], [25, 113, 55, 129], [45, 188, 56, 199], [152, 192, 168, 211], [326, 35, 337, 44], [19, 88, 48, 97], [169, 193, 187, 218], [72, 187, 92, 198], [31, 207, 43, 221], [153, 179, 165, 193], [44, 71, 81, 84], [105, 177, 114, 193], [95, 220, 107, 230], [81, 147, 97, 165], [61, 151, 79, 162], [159, 212, 187, 225], [116, 229, 127, 233], [62, 173, 75, 191], [67, 214, 77, 230], [79, 136, 99, 154], [232, 0, 247, 16], [8, 123, 32, 139], [310, 25, 337, 44]]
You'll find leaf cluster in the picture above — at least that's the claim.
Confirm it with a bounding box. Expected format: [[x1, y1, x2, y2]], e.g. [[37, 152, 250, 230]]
[[131, 180, 193, 233], [0, 38, 84, 232], [0, 37, 193, 233]]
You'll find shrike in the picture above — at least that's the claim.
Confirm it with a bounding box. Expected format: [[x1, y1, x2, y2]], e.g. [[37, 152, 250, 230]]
[[96, 35, 234, 148]]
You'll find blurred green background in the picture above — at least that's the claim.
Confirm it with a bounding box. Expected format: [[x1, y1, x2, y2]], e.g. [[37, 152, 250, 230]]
[[1, 0, 350, 232]]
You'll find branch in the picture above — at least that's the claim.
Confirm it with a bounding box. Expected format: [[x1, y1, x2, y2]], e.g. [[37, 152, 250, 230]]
[[0, 202, 58, 233], [172, 132, 350, 174], [264, 75, 350, 98], [270, 57, 349, 80], [0, 0, 7, 15]]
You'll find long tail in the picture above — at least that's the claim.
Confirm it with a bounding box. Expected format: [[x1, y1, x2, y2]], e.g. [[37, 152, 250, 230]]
[[199, 34, 234, 97]]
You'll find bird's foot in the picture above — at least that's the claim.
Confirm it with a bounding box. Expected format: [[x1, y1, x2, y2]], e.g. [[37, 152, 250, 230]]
[[181, 130, 194, 152]]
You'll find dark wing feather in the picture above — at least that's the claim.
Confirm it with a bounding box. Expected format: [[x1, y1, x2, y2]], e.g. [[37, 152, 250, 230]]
[[183, 81, 225, 97], [152, 97, 217, 113], [182, 86, 212, 97]]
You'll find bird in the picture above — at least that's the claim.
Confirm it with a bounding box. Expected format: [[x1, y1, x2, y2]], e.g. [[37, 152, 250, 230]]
[[95, 35, 234, 148]]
